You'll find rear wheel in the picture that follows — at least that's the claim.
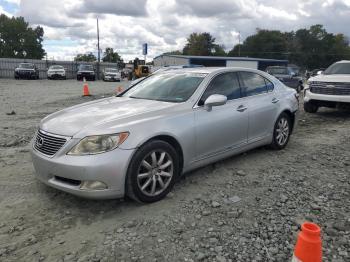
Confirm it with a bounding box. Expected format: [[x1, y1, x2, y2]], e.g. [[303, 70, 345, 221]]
[[270, 113, 291, 150], [126, 140, 179, 203], [304, 101, 318, 113]]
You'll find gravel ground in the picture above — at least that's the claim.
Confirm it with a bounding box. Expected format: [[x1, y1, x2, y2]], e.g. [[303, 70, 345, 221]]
[[0, 79, 349, 262]]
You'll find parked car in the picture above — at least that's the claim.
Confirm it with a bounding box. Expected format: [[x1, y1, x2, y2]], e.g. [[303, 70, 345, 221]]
[[14, 63, 39, 79], [102, 68, 121, 82], [266, 66, 303, 92], [47, 65, 66, 80], [31, 68, 298, 202], [304, 60, 350, 113], [77, 64, 95, 81]]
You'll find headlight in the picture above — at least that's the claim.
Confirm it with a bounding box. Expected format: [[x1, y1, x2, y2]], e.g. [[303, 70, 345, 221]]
[[67, 132, 129, 155]]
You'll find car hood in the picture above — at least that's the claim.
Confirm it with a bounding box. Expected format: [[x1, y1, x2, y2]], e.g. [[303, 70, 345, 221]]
[[309, 74, 350, 83], [40, 97, 176, 137], [271, 74, 291, 78], [16, 68, 34, 71], [78, 70, 94, 73], [48, 69, 64, 72]]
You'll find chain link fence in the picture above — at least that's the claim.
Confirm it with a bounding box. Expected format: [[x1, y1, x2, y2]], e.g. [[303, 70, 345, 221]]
[[0, 58, 120, 79]]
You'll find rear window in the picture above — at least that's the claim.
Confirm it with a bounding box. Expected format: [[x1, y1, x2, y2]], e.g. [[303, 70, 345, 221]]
[[240, 72, 273, 96]]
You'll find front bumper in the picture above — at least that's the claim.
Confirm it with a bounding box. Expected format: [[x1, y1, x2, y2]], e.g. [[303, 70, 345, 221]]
[[104, 75, 121, 81], [304, 89, 350, 103], [31, 140, 134, 199], [15, 71, 37, 78], [48, 72, 65, 79]]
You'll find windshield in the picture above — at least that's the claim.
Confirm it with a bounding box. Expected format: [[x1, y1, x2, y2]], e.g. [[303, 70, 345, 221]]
[[123, 72, 206, 103], [50, 65, 63, 70], [268, 67, 288, 75], [19, 63, 34, 69], [79, 64, 94, 71], [324, 63, 350, 75], [105, 68, 118, 73]]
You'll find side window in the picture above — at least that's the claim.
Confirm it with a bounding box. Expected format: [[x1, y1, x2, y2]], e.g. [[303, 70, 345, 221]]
[[265, 78, 274, 92], [199, 72, 241, 105], [240, 72, 269, 97]]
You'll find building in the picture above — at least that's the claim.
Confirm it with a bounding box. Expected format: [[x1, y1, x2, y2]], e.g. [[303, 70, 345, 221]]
[[153, 54, 288, 71]]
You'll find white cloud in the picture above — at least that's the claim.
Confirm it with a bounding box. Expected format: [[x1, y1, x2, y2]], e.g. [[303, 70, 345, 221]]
[[2, 0, 349, 61]]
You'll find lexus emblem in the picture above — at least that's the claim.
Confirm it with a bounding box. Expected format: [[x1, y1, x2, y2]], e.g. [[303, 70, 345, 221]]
[[37, 137, 44, 148], [326, 84, 335, 88]]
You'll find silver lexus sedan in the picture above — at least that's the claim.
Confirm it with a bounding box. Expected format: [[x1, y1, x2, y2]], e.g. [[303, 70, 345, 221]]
[[31, 67, 299, 202]]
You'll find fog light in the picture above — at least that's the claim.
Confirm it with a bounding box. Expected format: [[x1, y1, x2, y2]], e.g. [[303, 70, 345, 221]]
[[80, 181, 107, 191]]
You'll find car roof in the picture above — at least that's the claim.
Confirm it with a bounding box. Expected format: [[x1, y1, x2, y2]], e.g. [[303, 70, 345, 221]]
[[267, 66, 287, 68], [157, 67, 265, 75], [336, 60, 350, 64]]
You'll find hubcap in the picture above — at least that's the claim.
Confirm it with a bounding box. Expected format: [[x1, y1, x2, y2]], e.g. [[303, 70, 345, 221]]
[[276, 118, 289, 146], [137, 150, 173, 197]]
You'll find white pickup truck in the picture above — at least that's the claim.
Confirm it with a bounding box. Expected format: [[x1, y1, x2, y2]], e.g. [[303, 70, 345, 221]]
[[304, 60, 350, 113]]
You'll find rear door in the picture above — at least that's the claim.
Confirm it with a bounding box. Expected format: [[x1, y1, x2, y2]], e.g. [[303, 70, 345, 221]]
[[194, 72, 248, 160], [238, 71, 279, 142]]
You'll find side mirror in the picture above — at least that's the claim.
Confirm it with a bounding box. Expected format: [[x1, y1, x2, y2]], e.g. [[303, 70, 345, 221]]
[[317, 70, 323, 75], [204, 94, 227, 111]]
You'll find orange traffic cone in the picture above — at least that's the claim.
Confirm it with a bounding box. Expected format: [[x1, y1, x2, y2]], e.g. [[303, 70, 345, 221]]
[[116, 86, 124, 94], [292, 222, 322, 262], [82, 77, 91, 96]]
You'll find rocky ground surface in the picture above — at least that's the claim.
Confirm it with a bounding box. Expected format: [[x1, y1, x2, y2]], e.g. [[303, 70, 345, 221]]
[[0, 79, 349, 262]]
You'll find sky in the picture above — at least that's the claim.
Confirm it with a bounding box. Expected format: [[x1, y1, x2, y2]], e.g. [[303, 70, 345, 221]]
[[1, 0, 350, 61]]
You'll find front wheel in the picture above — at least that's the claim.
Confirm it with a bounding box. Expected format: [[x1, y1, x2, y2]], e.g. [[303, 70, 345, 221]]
[[304, 101, 318, 113], [126, 140, 179, 203], [270, 113, 291, 150]]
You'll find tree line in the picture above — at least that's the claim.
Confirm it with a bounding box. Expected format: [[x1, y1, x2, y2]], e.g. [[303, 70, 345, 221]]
[[166, 25, 350, 69], [1, 13, 349, 70], [0, 14, 45, 59]]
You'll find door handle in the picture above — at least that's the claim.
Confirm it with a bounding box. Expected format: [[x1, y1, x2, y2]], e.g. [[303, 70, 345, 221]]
[[272, 98, 279, 104], [236, 105, 247, 112]]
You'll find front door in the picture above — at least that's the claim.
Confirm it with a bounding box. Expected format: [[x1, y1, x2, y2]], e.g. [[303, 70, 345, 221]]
[[194, 72, 248, 160]]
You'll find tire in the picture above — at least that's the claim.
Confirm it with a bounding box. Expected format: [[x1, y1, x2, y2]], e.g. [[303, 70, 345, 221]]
[[126, 140, 180, 203], [270, 113, 291, 150], [304, 101, 318, 113]]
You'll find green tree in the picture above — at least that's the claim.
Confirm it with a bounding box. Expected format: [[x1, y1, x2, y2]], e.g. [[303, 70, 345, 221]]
[[183, 32, 218, 56], [0, 14, 45, 59], [102, 47, 121, 62], [212, 45, 226, 56], [227, 25, 350, 69], [74, 53, 97, 62], [228, 29, 288, 60]]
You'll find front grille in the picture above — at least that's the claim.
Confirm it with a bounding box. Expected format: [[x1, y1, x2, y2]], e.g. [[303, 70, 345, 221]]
[[34, 130, 67, 156], [310, 81, 350, 96]]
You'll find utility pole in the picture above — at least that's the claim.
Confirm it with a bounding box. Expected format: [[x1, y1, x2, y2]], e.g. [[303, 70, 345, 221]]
[[97, 17, 100, 80], [238, 31, 241, 57]]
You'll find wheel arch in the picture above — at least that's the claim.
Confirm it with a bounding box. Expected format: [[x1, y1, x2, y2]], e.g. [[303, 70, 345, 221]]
[[280, 109, 296, 134], [141, 135, 184, 174]]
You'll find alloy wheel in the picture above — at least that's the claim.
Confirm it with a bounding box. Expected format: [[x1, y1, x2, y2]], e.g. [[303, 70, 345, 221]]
[[276, 117, 289, 146], [137, 150, 174, 197]]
